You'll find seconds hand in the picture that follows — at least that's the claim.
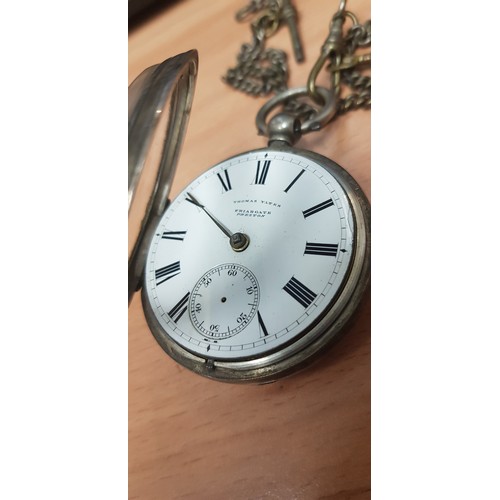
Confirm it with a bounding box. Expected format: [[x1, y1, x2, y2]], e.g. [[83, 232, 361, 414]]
[[186, 192, 250, 252]]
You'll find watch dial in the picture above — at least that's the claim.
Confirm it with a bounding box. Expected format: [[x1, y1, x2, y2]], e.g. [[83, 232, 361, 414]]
[[144, 150, 355, 360]]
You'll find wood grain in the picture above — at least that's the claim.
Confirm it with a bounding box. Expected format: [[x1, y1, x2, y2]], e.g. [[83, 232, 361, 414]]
[[129, 1, 370, 498]]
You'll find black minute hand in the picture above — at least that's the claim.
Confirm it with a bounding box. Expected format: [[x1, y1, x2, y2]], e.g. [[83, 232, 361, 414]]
[[186, 192, 234, 239]]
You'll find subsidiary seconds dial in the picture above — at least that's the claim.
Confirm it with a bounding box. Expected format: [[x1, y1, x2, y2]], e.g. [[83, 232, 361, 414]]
[[189, 264, 260, 339]]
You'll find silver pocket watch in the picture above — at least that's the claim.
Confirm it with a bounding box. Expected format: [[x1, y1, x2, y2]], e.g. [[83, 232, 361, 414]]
[[129, 1, 370, 383]]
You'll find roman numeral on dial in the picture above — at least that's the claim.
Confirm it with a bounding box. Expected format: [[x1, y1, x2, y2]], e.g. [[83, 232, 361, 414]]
[[217, 169, 232, 192], [304, 242, 339, 257], [168, 292, 190, 323], [283, 277, 317, 308], [162, 231, 186, 241], [155, 261, 180, 285], [255, 160, 271, 185], [284, 169, 305, 193], [302, 199, 334, 218], [257, 311, 269, 337]]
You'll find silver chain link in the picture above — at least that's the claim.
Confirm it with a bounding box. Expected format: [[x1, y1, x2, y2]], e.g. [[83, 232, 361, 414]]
[[223, 36, 288, 95], [223, 0, 371, 128], [223, 0, 288, 96]]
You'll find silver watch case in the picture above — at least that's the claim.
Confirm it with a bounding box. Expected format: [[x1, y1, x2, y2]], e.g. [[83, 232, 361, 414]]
[[141, 142, 370, 384]]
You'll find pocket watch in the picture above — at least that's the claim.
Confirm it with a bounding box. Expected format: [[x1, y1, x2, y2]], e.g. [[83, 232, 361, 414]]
[[129, 0, 370, 384]]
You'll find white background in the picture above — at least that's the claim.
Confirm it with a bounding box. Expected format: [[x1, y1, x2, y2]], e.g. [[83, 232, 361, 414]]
[[1, 0, 499, 498]]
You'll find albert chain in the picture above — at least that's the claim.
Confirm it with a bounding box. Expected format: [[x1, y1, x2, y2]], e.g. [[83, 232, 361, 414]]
[[223, 0, 371, 140]]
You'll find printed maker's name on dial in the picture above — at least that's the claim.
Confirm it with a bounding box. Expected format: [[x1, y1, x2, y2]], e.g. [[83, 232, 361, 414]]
[[234, 209, 272, 218], [233, 199, 282, 208]]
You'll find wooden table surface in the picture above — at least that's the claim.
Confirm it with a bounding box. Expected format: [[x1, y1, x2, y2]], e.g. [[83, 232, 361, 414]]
[[129, 0, 371, 498]]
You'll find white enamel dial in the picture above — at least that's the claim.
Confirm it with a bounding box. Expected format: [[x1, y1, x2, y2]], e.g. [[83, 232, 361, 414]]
[[144, 149, 356, 361]]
